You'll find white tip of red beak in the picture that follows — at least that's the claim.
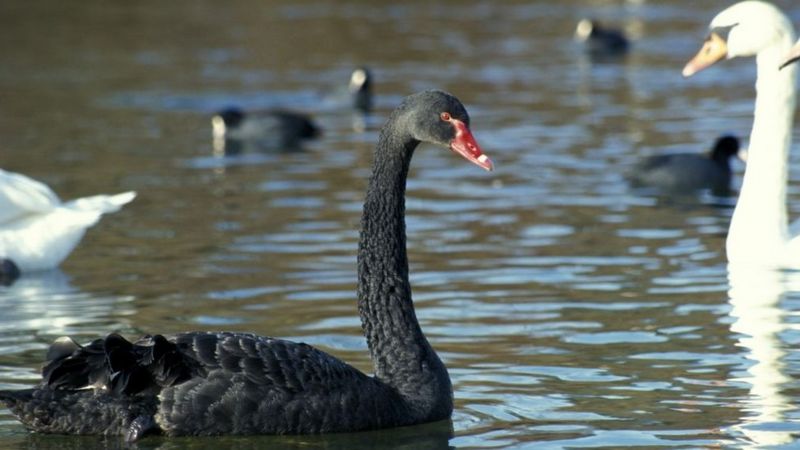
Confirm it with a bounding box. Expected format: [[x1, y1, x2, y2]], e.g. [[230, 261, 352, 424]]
[[477, 154, 494, 171]]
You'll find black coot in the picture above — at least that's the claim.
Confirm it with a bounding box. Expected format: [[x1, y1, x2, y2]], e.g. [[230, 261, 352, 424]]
[[575, 19, 630, 56], [628, 135, 740, 196]]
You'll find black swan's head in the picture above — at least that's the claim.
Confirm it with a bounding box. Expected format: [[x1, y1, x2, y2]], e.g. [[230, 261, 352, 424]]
[[394, 90, 493, 171]]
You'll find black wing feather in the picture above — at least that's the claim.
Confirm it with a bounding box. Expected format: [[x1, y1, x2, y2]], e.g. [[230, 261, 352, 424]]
[[42, 333, 200, 395], [6, 331, 407, 437]]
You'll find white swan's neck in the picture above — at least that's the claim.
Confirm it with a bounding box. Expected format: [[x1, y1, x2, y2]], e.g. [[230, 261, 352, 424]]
[[727, 40, 797, 266]]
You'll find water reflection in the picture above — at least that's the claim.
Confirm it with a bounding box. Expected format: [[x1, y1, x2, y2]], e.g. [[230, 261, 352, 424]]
[[1, 420, 452, 450], [725, 264, 800, 447], [0, 270, 135, 386]]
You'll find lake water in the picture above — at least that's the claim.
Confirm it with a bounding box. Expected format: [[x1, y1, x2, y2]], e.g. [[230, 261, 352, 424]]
[[2, 1, 800, 449]]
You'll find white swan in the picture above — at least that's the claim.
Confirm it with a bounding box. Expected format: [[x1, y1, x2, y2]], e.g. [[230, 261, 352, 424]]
[[0, 169, 136, 274], [682, 1, 798, 268]]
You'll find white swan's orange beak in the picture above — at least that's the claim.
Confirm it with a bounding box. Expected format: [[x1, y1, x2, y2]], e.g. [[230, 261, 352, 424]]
[[682, 32, 728, 77], [780, 41, 800, 70], [449, 119, 493, 171]]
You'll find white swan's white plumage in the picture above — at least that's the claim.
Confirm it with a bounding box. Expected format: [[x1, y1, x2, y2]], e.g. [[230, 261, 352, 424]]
[[684, 1, 798, 268], [0, 169, 135, 272]]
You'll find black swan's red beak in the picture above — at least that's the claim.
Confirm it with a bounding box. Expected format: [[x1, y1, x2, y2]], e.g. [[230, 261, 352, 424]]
[[449, 119, 493, 171]]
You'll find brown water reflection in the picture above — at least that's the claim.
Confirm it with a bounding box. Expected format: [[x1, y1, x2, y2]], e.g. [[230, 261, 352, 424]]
[[2, 0, 800, 448]]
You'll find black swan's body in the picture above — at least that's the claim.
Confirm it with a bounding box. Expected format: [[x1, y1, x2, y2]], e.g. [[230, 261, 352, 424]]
[[628, 135, 740, 196], [0, 90, 493, 441]]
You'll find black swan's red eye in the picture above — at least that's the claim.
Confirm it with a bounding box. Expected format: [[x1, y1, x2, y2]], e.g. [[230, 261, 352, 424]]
[[440, 112, 451, 121]]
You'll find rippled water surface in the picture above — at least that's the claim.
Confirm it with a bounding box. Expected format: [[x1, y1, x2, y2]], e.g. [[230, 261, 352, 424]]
[[3, 0, 800, 448]]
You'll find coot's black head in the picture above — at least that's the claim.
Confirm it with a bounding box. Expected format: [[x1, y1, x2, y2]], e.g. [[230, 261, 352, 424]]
[[350, 67, 372, 93], [395, 90, 492, 171], [575, 18, 629, 55], [350, 67, 373, 113], [211, 108, 245, 139], [711, 134, 740, 162], [575, 18, 599, 41], [214, 108, 245, 127]]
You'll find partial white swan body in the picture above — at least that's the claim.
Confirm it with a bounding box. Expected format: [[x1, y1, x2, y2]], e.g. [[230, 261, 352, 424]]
[[683, 1, 798, 268], [0, 169, 136, 272]]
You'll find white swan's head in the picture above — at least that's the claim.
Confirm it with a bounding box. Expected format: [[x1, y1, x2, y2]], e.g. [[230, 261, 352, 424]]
[[683, 1, 795, 77]]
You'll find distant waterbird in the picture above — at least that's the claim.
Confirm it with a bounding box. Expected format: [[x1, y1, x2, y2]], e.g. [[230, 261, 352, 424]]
[[575, 19, 630, 56], [628, 135, 741, 196]]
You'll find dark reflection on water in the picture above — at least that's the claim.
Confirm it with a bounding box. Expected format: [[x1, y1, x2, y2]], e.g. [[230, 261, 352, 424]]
[[1, 420, 452, 450], [3, 0, 800, 448]]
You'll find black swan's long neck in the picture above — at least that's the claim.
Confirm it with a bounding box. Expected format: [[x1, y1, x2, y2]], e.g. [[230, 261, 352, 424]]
[[357, 126, 452, 419]]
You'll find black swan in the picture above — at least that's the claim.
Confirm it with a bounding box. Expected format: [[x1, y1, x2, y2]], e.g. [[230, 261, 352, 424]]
[[628, 135, 740, 196], [0, 90, 493, 441], [574, 19, 630, 57]]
